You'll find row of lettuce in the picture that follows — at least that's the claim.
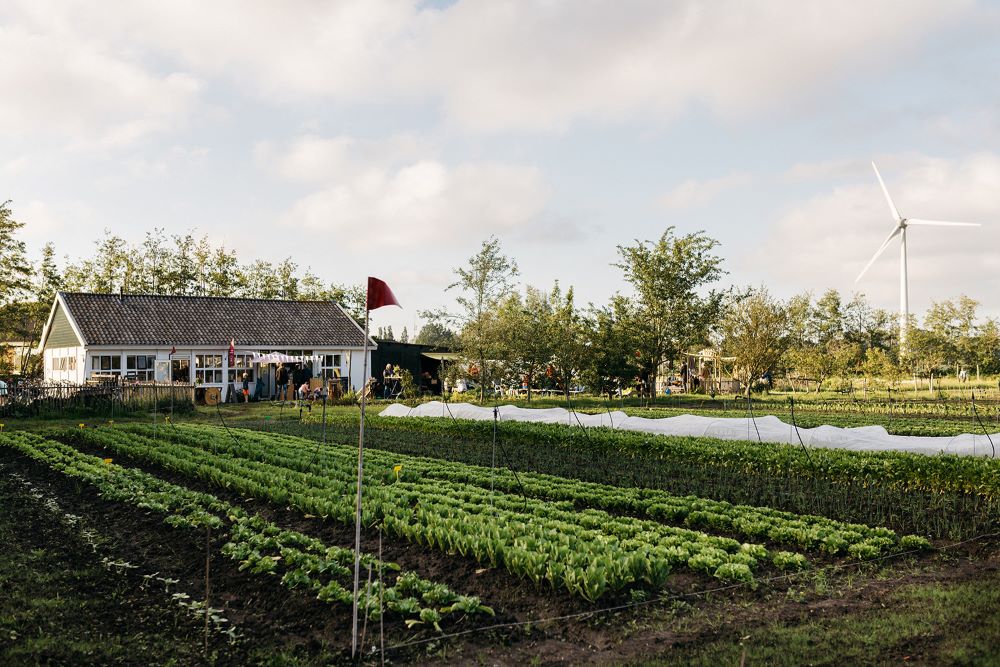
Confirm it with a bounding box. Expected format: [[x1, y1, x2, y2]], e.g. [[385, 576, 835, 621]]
[[284, 413, 998, 539], [56, 423, 931, 600], [0, 430, 492, 630]]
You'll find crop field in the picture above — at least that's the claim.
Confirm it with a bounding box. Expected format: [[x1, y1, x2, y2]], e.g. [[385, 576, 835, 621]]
[[2, 406, 999, 665]]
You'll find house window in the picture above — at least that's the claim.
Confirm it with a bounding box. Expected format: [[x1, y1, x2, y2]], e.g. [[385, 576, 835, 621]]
[[68, 356, 76, 371], [91, 355, 122, 375], [227, 354, 255, 383], [171, 358, 191, 383], [320, 354, 343, 380], [195, 354, 224, 384], [126, 354, 157, 381]]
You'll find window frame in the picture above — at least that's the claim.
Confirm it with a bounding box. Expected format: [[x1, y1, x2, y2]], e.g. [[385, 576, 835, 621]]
[[194, 354, 224, 384]]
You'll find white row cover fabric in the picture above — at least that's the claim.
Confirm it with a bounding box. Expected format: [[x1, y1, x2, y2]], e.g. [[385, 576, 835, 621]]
[[249, 352, 322, 364], [379, 401, 999, 458]]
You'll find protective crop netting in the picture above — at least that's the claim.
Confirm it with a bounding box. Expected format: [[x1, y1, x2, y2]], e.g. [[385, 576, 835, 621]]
[[380, 401, 998, 457]]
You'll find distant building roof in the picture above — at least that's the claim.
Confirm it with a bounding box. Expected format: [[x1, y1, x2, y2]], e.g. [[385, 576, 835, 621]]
[[50, 292, 370, 348]]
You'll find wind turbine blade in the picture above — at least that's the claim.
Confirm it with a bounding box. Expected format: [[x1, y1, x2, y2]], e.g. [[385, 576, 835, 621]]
[[904, 218, 981, 227], [855, 225, 902, 283], [872, 161, 902, 223]]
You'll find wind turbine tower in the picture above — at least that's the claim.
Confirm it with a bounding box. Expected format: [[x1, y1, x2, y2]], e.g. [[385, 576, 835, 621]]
[[855, 162, 980, 353]]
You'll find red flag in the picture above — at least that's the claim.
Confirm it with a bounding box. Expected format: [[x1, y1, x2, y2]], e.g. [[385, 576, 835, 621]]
[[170, 345, 176, 355], [228, 339, 236, 366], [366, 277, 400, 311]]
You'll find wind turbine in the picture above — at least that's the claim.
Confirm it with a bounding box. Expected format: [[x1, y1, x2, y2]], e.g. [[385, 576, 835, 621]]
[[855, 162, 980, 353]]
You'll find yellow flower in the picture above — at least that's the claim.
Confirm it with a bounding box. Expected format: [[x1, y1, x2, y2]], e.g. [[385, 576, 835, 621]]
[[0, 423, 4, 431], [393, 464, 403, 481], [78, 423, 86, 429], [107, 420, 114, 425], [103, 458, 113, 465]]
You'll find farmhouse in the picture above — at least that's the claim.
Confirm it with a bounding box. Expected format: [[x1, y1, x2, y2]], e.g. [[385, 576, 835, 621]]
[[36, 292, 374, 400]]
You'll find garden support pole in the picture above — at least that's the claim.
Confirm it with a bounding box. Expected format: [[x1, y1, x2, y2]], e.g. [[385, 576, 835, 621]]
[[351, 306, 371, 659]]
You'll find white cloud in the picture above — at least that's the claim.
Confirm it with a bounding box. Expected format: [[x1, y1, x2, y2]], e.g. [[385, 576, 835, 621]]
[[660, 172, 752, 210], [255, 134, 430, 185], [782, 158, 870, 183], [398, 1, 973, 131], [2, 0, 972, 134], [263, 134, 549, 249], [757, 153, 1000, 315], [0, 20, 201, 146], [14, 199, 101, 258]]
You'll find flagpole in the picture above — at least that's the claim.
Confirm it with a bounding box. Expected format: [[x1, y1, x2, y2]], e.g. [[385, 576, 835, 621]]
[[351, 303, 371, 658]]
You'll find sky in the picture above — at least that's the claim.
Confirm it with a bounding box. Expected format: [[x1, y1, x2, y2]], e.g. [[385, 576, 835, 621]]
[[3, 0, 1000, 336]]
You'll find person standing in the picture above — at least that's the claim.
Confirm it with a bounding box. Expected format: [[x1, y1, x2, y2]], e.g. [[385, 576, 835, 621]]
[[680, 362, 688, 392], [275, 362, 289, 402], [383, 363, 394, 398], [241, 372, 251, 403]]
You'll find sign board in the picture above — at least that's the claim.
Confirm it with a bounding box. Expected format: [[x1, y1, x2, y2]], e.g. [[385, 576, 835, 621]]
[[155, 360, 170, 383]]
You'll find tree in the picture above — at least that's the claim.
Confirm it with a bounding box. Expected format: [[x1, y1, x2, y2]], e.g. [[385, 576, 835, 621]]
[[494, 287, 553, 402], [415, 321, 457, 347], [720, 289, 789, 396], [400, 327, 409, 344], [241, 259, 279, 299], [973, 319, 1000, 375], [813, 289, 843, 345], [447, 237, 519, 401], [547, 282, 587, 399], [906, 325, 948, 389], [35, 242, 61, 304], [0, 201, 32, 304], [614, 228, 726, 390], [860, 347, 901, 393], [274, 258, 299, 300], [204, 245, 244, 296], [924, 296, 979, 375], [580, 296, 641, 399]]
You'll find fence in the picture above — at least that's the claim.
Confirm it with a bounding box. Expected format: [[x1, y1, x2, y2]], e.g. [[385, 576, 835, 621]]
[[0, 380, 195, 418]]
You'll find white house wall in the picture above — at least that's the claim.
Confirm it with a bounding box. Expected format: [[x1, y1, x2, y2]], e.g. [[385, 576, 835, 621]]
[[59, 345, 371, 397], [43, 346, 86, 384]]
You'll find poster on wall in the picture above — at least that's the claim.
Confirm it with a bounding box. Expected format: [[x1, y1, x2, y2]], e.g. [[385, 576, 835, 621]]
[[155, 360, 170, 383]]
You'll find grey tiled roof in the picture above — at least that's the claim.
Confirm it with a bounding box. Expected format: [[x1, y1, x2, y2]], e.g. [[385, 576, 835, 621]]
[[59, 292, 369, 348]]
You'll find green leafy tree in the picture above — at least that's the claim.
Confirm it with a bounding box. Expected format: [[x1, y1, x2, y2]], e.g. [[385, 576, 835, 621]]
[[860, 347, 901, 392], [924, 296, 979, 376], [35, 242, 62, 304], [813, 289, 843, 345], [720, 289, 789, 396], [204, 245, 245, 296], [973, 319, 1000, 375], [614, 228, 726, 390], [495, 286, 553, 402], [581, 296, 641, 399], [447, 237, 519, 401], [546, 282, 588, 399], [415, 320, 457, 347], [0, 201, 32, 304]]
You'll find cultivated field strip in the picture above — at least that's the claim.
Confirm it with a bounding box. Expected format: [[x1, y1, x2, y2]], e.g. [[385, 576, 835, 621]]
[[146, 423, 922, 557], [313, 415, 1000, 538], [61, 424, 929, 599], [0, 430, 494, 629]]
